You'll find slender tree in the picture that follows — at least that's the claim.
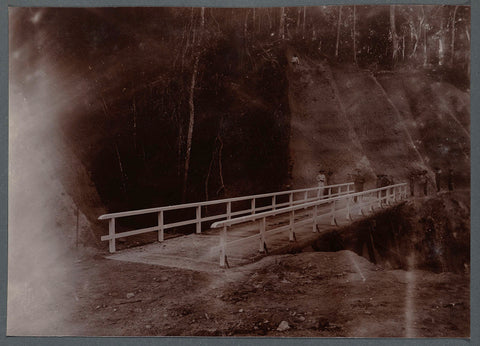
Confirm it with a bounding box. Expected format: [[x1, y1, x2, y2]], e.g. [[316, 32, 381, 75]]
[[451, 5, 459, 66], [335, 6, 342, 58], [182, 8, 204, 201], [353, 5, 357, 65], [390, 5, 398, 64], [279, 7, 285, 39]]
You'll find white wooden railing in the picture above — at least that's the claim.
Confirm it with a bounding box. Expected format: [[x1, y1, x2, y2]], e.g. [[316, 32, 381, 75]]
[[211, 183, 408, 267], [99, 182, 355, 252]]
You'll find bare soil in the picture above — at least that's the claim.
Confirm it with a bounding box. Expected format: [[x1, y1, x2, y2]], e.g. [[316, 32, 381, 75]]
[[69, 249, 469, 337]]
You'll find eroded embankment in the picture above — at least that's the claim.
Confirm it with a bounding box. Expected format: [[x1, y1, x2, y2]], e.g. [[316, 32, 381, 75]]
[[311, 191, 470, 274]]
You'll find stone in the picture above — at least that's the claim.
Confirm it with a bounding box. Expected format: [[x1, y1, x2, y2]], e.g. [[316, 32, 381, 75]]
[[126, 292, 135, 299], [277, 321, 290, 332]]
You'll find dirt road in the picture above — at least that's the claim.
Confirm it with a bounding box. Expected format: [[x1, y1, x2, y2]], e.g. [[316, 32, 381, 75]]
[[69, 250, 469, 337]]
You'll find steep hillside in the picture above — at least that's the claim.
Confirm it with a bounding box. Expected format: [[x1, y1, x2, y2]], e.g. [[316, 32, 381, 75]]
[[375, 71, 470, 186], [287, 58, 470, 188], [286, 55, 365, 187]]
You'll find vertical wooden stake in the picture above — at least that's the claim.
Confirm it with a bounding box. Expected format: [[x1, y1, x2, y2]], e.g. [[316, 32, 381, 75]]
[[259, 218, 266, 252], [219, 225, 226, 267], [158, 211, 164, 242], [196, 206, 201, 233], [227, 201, 232, 220], [313, 205, 318, 232], [330, 200, 336, 225], [346, 197, 351, 220], [272, 195, 276, 211], [251, 198, 256, 214], [289, 210, 295, 241], [109, 218, 115, 253]]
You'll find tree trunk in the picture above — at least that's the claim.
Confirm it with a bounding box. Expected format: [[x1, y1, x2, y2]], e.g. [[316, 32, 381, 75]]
[[438, 18, 445, 66], [303, 7, 306, 38], [279, 7, 285, 39], [422, 6, 428, 67], [451, 5, 459, 66], [335, 6, 342, 58], [297, 7, 301, 29], [390, 6, 398, 64], [182, 55, 200, 201], [252, 8, 256, 32], [353, 5, 357, 65]]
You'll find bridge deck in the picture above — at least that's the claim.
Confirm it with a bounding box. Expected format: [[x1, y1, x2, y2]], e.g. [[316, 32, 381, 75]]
[[105, 199, 390, 272]]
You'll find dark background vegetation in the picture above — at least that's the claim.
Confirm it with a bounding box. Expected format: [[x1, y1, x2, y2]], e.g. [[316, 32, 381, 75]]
[[10, 5, 470, 216]]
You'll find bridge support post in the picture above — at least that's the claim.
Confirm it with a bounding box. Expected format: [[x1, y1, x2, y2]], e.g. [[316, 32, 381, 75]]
[[289, 210, 295, 240], [330, 200, 336, 225], [219, 225, 227, 268], [346, 197, 351, 220], [227, 201, 232, 220], [109, 218, 116, 253], [158, 211, 164, 242], [313, 205, 318, 232], [196, 206, 202, 233], [259, 217, 266, 252]]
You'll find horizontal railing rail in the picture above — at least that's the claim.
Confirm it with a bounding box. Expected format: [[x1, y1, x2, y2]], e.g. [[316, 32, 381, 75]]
[[211, 183, 408, 267], [99, 182, 355, 253]]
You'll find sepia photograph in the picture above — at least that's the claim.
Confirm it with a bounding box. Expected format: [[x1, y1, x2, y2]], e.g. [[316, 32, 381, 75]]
[[8, 4, 470, 337]]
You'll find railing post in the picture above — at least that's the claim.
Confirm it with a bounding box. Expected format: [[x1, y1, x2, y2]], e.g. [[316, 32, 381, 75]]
[[158, 211, 164, 242], [196, 206, 202, 233], [289, 193, 293, 207], [272, 195, 276, 211], [289, 210, 295, 241], [313, 204, 318, 232], [346, 197, 351, 220], [251, 198, 256, 215], [259, 217, 266, 252], [109, 218, 116, 253], [304, 191, 308, 202], [393, 187, 397, 201], [219, 225, 227, 268], [328, 187, 332, 198], [330, 200, 336, 225], [227, 201, 232, 220]]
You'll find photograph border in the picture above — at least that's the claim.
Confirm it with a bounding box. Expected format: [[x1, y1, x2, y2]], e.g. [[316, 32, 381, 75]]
[[1, 0, 477, 345]]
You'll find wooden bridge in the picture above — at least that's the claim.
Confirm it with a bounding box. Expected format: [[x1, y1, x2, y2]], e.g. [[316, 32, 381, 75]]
[[99, 182, 408, 270]]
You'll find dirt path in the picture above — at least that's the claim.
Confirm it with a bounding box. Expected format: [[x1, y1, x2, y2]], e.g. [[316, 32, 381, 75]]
[[68, 249, 469, 337]]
